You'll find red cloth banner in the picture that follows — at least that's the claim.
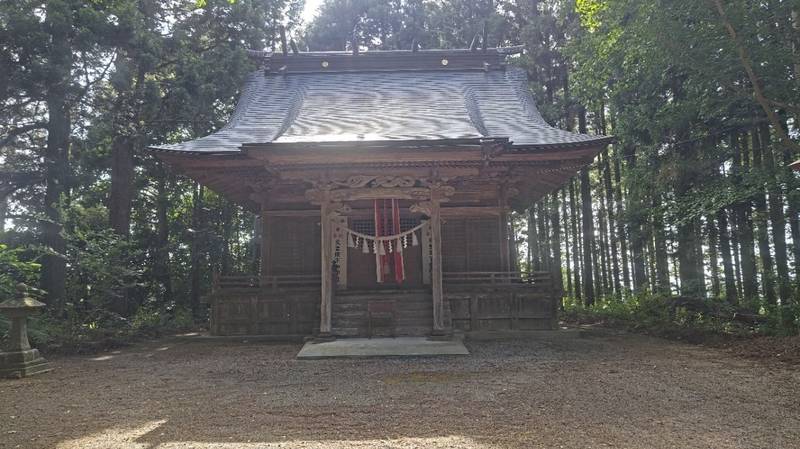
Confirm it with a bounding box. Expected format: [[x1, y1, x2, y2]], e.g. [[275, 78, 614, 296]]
[[392, 199, 405, 283], [372, 199, 405, 284]]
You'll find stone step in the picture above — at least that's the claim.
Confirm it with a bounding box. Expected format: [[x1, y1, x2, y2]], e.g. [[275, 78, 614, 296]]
[[331, 290, 440, 337]]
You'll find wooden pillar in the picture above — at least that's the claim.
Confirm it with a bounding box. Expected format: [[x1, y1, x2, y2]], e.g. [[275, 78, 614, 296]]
[[430, 198, 445, 334], [412, 184, 454, 336], [333, 215, 348, 289], [259, 214, 271, 277], [499, 211, 510, 272], [421, 219, 431, 285], [319, 199, 333, 336], [498, 184, 511, 272]]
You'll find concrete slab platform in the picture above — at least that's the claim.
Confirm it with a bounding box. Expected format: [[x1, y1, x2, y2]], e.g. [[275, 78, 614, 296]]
[[296, 337, 470, 359]]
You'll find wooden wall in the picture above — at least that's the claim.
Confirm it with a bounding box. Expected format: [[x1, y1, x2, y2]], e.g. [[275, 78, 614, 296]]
[[263, 215, 508, 282], [209, 283, 558, 336], [210, 288, 319, 336], [264, 216, 321, 276], [442, 217, 503, 272], [446, 285, 558, 331]]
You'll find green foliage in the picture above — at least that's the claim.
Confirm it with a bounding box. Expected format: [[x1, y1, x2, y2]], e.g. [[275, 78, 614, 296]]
[[563, 293, 796, 341], [0, 243, 40, 298], [0, 0, 298, 352], [62, 204, 143, 312], [575, 0, 607, 32], [3, 302, 197, 353], [2, 0, 798, 352]]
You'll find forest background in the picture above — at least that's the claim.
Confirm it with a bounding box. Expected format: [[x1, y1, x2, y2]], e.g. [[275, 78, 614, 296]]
[[1, 0, 798, 349]]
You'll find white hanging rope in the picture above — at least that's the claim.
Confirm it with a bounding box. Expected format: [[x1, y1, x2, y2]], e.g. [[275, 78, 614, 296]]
[[341, 222, 426, 243]]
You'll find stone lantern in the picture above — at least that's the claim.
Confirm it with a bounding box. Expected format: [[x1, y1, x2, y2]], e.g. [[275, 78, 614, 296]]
[[0, 284, 51, 378]]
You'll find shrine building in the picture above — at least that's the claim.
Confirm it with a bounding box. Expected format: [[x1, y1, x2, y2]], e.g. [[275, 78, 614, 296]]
[[151, 47, 612, 339]]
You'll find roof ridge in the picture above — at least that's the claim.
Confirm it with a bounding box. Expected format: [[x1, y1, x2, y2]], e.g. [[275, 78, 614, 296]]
[[247, 46, 524, 59]]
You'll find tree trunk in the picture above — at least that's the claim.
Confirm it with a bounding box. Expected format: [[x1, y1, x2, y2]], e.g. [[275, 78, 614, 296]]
[[706, 215, 721, 298], [596, 108, 615, 298], [189, 183, 204, 316], [561, 188, 573, 298], [569, 178, 582, 302], [670, 239, 681, 293], [675, 141, 706, 298], [221, 200, 234, 275], [613, 145, 631, 295], [578, 107, 595, 305], [777, 116, 800, 292], [549, 192, 562, 302], [652, 194, 671, 293], [527, 207, 539, 272], [580, 167, 595, 306], [625, 145, 648, 293], [732, 132, 759, 309], [789, 200, 800, 286], [782, 171, 800, 300], [509, 212, 519, 273], [108, 64, 146, 236], [109, 138, 135, 235], [537, 199, 550, 271], [647, 226, 658, 293], [717, 209, 738, 303], [155, 173, 172, 303], [731, 216, 744, 301], [751, 128, 777, 305], [602, 149, 621, 298], [0, 196, 6, 235], [596, 162, 610, 298], [40, 1, 72, 311], [759, 123, 792, 308]]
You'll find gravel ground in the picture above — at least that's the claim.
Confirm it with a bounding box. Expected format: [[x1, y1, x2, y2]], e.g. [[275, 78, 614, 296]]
[[1, 331, 799, 449]]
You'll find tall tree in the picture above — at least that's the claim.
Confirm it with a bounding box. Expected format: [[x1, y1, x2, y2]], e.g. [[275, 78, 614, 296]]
[[569, 177, 582, 302], [717, 209, 738, 303]]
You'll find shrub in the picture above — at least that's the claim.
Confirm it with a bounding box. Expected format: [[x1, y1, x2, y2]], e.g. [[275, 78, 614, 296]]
[[561, 293, 791, 341]]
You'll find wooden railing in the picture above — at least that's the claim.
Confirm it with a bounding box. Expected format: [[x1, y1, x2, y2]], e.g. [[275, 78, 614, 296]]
[[212, 274, 321, 292], [444, 271, 524, 284], [524, 271, 558, 287], [442, 271, 557, 288], [213, 271, 553, 290]]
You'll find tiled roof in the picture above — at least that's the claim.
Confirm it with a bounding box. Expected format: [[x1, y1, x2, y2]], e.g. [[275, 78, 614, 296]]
[[151, 52, 610, 153]]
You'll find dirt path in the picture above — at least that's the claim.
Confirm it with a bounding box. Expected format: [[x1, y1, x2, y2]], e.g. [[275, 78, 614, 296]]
[[1, 332, 798, 449]]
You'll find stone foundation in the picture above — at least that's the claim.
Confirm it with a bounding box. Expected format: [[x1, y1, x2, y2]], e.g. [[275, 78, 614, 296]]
[[0, 348, 51, 379]]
